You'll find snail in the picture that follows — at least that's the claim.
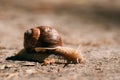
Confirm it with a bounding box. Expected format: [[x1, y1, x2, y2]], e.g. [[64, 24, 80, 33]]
[[23, 26, 82, 64]]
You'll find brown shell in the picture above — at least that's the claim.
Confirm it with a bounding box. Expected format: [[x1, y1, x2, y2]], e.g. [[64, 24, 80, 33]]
[[24, 26, 62, 52]]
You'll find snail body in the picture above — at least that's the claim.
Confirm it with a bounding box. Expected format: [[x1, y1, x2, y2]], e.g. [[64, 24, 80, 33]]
[[54, 47, 82, 63], [35, 47, 82, 63]]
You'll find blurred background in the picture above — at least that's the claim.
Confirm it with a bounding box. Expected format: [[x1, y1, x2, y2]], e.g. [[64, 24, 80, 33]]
[[0, 0, 120, 47], [0, 0, 120, 48]]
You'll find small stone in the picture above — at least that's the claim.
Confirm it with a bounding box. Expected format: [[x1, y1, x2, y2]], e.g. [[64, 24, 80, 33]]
[[0, 64, 6, 69], [25, 69, 37, 74]]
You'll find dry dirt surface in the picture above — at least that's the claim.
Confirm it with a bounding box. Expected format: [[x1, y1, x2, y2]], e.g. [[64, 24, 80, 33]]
[[0, 1, 120, 80]]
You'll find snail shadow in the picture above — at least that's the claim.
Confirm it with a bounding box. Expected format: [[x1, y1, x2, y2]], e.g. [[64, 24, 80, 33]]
[[6, 49, 51, 63]]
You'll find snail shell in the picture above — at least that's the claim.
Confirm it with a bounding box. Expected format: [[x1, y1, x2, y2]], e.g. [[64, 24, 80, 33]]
[[24, 26, 62, 52]]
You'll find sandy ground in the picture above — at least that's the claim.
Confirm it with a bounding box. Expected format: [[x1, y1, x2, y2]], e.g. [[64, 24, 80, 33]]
[[0, 1, 120, 80]]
